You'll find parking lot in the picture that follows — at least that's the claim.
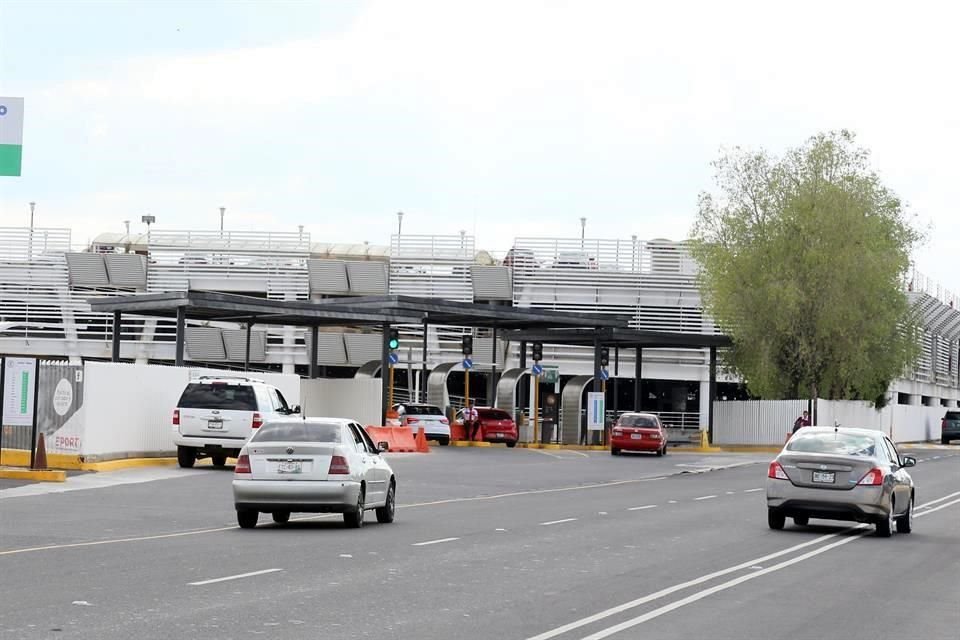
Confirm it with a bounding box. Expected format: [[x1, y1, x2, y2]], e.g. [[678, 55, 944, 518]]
[[1, 445, 959, 640]]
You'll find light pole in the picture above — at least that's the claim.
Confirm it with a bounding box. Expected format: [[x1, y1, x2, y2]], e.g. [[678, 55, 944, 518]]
[[397, 211, 404, 236], [28, 202, 36, 259], [580, 217, 586, 248], [141, 215, 156, 244], [124, 220, 130, 235], [29, 202, 36, 229], [219, 206, 226, 232]]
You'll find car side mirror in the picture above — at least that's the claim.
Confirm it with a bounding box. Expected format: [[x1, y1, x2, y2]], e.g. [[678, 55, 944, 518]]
[[901, 456, 916, 468], [377, 441, 390, 453], [290, 405, 301, 414]]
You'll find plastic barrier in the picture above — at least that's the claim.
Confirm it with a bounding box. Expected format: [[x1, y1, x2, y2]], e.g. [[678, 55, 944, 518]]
[[450, 423, 468, 441], [363, 425, 420, 453]]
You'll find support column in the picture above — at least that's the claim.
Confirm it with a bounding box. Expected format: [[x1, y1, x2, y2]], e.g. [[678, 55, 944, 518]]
[[613, 346, 619, 416], [592, 332, 602, 391], [518, 341, 528, 411], [111, 311, 122, 362], [421, 320, 429, 403], [244, 321, 253, 372], [309, 325, 319, 379], [634, 346, 642, 411], [708, 346, 718, 445], [174, 306, 186, 366], [381, 322, 391, 426], [488, 324, 498, 406]]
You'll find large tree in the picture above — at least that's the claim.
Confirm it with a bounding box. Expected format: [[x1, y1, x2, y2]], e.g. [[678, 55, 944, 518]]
[[689, 131, 922, 403]]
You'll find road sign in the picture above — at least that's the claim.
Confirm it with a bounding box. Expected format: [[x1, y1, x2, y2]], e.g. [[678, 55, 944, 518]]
[[2, 357, 37, 427], [587, 392, 605, 431], [462, 358, 473, 370], [0, 97, 24, 176], [542, 366, 559, 385], [387, 352, 399, 365], [599, 368, 609, 381], [531, 363, 543, 376]]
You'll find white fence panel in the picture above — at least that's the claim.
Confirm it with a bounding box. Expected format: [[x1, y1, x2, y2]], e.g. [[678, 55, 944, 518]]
[[713, 400, 806, 445], [300, 378, 382, 427], [891, 405, 945, 443], [815, 400, 884, 430]]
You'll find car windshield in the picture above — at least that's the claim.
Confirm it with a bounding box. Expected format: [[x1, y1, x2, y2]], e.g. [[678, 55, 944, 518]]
[[619, 415, 658, 428], [401, 405, 444, 416], [478, 409, 511, 420], [786, 432, 877, 456], [177, 383, 258, 411], [252, 422, 341, 443]]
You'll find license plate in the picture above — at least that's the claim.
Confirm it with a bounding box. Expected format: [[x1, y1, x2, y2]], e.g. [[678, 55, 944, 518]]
[[207, 420, 223, 430], [495, 433, 504, 439], [812, 471, 835, 484], [278, 461, 302, 474], [631, 433, 643, 440]]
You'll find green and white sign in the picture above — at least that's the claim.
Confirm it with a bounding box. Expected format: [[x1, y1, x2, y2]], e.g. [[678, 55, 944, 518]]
[[2, 357, 37, 427], [0, 97, 24, 176]]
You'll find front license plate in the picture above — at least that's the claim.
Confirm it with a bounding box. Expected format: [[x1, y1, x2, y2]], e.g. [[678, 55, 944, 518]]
[[631, 433, 643, 440], [812, 471, 835, 484], [278, 461, 302, 474], [207, 420, 223, 430]]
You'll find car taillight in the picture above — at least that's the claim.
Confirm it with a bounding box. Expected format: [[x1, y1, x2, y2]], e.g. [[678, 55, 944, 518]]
[[612, 429, 623, 436], [235, 454, 251, 474], [943, 419, 949, 431], [328, 455, 350, 474], [768, 461, 789, 480], [172, 409, 180, 426], [857, 468, 884, 486], [252, 412, 262, 429], [650, 433, 661, 440], [441, 417, 449, 424], [407, 417, 420, 424]]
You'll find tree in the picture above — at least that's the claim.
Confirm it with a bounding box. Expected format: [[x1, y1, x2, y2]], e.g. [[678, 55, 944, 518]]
[[689, 131, 922, 403]]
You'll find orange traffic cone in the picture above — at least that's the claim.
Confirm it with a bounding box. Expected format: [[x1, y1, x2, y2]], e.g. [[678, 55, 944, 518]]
[[415, 427, 430, 453], [32, 433, 48, 470]]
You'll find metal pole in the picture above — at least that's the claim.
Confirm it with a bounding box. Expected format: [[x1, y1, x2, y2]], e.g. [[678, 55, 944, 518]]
[[518, 341, 528, 411], [406, 346, 413, 403], [111, 311, 122, 362], [309, 325, 319, 379], [488, 324, 498, 406], [709, 346, 718, 445], [421, 320, 429, 404], [29, 359, 40, 469], [244, 321, 253, 372], [533, 374, 539, 445], [219, 206, 225, 232], [388, 364, 395, 409], [634, 346, 642, 411], [613, 346, 619, 417], [592, 333, 602, 391], [175, 306, 186, 366], [380, 323, 390, 426], [0, 359, 5, 466]]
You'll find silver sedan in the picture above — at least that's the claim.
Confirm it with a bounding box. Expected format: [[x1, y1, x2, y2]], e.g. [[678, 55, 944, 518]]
[[766, 427, 915, 537], [232, 417, 396, 529]]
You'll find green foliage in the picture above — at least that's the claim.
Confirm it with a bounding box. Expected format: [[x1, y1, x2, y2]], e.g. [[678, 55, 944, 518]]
[[690, 131, 922, 402]]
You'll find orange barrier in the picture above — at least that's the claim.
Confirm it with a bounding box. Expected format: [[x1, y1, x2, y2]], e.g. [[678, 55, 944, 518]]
[[363, 425, 420, 453], [415, 427, 430, 453], [450, 423, 468, 441]]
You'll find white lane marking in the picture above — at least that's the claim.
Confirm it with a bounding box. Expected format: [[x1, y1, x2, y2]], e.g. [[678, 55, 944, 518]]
[[627, 505, 657, 511], [411, 537, 460, 546], [523, 527, 858, 640], [667, 500, 677, 504], [916, 496, 960, 516], [744, 488, 764, 493], [725, 491, 735, 495], [0, 525, 238, 557], [525, 448, 565, 459], [578, 533, 867, 639], [189, 568, 282, 586], [540, 518, 578, 526], [694, 495, 717, 501], [915, 490, 960, 510]]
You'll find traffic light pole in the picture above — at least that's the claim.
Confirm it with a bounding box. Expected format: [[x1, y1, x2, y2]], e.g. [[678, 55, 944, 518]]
[[533, 370, 539, 445]]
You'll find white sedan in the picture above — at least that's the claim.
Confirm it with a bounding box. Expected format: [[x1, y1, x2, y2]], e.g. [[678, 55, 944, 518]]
[[232, 417, 396, 529]]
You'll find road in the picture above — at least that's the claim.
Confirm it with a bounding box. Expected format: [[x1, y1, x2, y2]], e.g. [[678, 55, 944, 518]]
[[1, 445, 958, 640]]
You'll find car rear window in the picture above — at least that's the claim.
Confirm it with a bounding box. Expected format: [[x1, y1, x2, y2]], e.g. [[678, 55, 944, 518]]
[[252, 422, 341, 443], [478, 409, 511, 420], [619, 415, 658, 428], [786, 432, 877, 456], [177, 383, 258, 411], [945, 411, 960, 421], [401, 405, 444, 416]]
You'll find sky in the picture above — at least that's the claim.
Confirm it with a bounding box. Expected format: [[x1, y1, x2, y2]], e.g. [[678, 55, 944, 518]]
[[0, 0, 956, 288]]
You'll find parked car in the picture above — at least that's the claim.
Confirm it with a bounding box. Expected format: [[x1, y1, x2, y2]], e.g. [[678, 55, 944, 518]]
[[454, 407, 519, 447], [172, 376, 299, 468], [941, 410, 960, 444], [392, 403, 451, 445], [233, 417, 396, 529], [611, 412, 667, 456], [766, 427, 916, 537]]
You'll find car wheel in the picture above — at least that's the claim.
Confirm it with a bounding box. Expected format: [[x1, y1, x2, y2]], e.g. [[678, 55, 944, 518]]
[[506, 441, 517, 448], [177, 446, 196, 469], [343, 487, 365, 529], [272, 511, 290, 525], [767, 508, 785, 530], [611, 448, 620, 456], [793, 516, 809, 527], [661, 445, 668, 456], [237, 510, 258, 529], [211, 454, 227, 468], [942, 437, 950, 445], [655, 447, 663, 457], [439, 438, 450, 446], [876, 506, 895, 538], [376, 482, 396, 524], [896, 496, 913, 534]]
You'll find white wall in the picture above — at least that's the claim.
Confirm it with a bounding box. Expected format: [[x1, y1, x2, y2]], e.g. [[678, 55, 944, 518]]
[[79, 362, 300, 460], [713, 399, 806, 445], [300, 378, 383, 427]]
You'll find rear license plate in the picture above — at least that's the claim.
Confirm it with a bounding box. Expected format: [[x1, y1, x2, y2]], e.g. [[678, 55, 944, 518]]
[[495, 433, 504, 439], [207, 420, 223, 430], [812, 471, 835, 484], [631, 433, 643, 440], [278, 461, 302, 474]]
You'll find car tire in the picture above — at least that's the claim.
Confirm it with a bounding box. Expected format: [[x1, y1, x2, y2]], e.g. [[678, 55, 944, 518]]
[[177, 446, 196, 469], [272, 511, 290, 525], [376, 482, 396, 524], [655, 447, 663, 457], [896, 497, 913, 534], [942, 437, 950, 445], [767, 508, 785, 530], [506, 441, 517, 448], [211, 454, 227, 468], [661, 445, 668, 456], [611, 448, 620, 456], [343, 487, 365, 529], [439, 438, 450, 446], [876, 506, 895, 538], [237, 510, 258, 529], [793, 516, 809, 527]]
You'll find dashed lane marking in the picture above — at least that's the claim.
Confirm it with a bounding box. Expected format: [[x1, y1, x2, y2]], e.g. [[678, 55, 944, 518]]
[[540, 518, 578, 526], [694, 495, 717, 501], [188, 568, 282, 586], [627, 505, 657, 511], [411, 537, 460, 546]]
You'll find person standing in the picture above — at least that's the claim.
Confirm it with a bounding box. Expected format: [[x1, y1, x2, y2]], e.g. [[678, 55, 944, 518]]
[[792, 410, 811, 434]]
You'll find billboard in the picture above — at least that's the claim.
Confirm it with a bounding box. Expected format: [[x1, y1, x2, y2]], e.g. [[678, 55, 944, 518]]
[[0, 97, 24, 176]]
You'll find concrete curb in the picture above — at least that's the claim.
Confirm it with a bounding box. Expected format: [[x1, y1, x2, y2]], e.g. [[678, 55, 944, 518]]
[[0, 466, 67, 482]]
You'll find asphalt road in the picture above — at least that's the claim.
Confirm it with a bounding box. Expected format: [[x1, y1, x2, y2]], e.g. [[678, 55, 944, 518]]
[[1, 445, 958, 640]]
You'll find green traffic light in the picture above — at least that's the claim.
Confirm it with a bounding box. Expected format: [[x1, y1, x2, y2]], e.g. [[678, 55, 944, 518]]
[[388, 338, 400, 350]]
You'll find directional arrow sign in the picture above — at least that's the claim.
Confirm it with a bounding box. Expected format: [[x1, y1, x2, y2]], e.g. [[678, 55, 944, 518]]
[[462, 358, 473, 370], [599, 368, 609, 381], [388, 352, 399, 365], [531, 363, 543, 376]]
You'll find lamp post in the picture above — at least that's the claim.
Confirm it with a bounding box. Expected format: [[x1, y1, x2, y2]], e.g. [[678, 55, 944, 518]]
[[580, 217, 586, 248], [141, 215, 156, 244], [219, 206, 225, 232], [28, 202, 36, 259], [29, 202, 36, 229], [397, 211, 404, 236]]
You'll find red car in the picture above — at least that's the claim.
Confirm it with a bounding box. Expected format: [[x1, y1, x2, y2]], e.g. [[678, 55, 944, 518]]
[[455, 407, 519, 447], [611, 412, 667, 456]]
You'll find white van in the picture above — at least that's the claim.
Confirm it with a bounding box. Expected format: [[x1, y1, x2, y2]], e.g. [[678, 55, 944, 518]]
[[172, 376, 299, 468]]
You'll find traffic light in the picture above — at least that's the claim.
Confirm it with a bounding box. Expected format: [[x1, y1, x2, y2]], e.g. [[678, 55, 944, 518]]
[[461, 335, 473, 356], [532, 341, 543, 361], [599, 347, 609, 367], [388, 329, 400, 351]]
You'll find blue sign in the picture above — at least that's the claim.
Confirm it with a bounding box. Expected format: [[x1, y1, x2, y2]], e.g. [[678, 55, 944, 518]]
[[599, 368, 609, 381], [463, 358, 473, 370], [388, 352, 399, 365], [531, 363, 543, 376]]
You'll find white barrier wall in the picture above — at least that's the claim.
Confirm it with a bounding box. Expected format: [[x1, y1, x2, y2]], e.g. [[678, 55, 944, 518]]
[[300, 378, 383, 427], [76, 363, 300, 460], [713, 400, 807, 445]]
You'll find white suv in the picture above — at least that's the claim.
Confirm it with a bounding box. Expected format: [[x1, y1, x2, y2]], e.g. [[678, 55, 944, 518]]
[[172, 376, 299, 468]]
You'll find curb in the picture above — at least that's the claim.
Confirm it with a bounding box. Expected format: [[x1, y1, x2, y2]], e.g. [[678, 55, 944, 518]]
[[79, 458, 178, 472], [0, 467, 67, 482]]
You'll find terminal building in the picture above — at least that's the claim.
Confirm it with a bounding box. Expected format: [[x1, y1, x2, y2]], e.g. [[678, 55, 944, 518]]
[[1, 226, 958, 430]]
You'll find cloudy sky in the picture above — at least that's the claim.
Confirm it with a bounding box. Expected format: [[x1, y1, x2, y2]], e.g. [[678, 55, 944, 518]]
[[0, 0, 956, 286]]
